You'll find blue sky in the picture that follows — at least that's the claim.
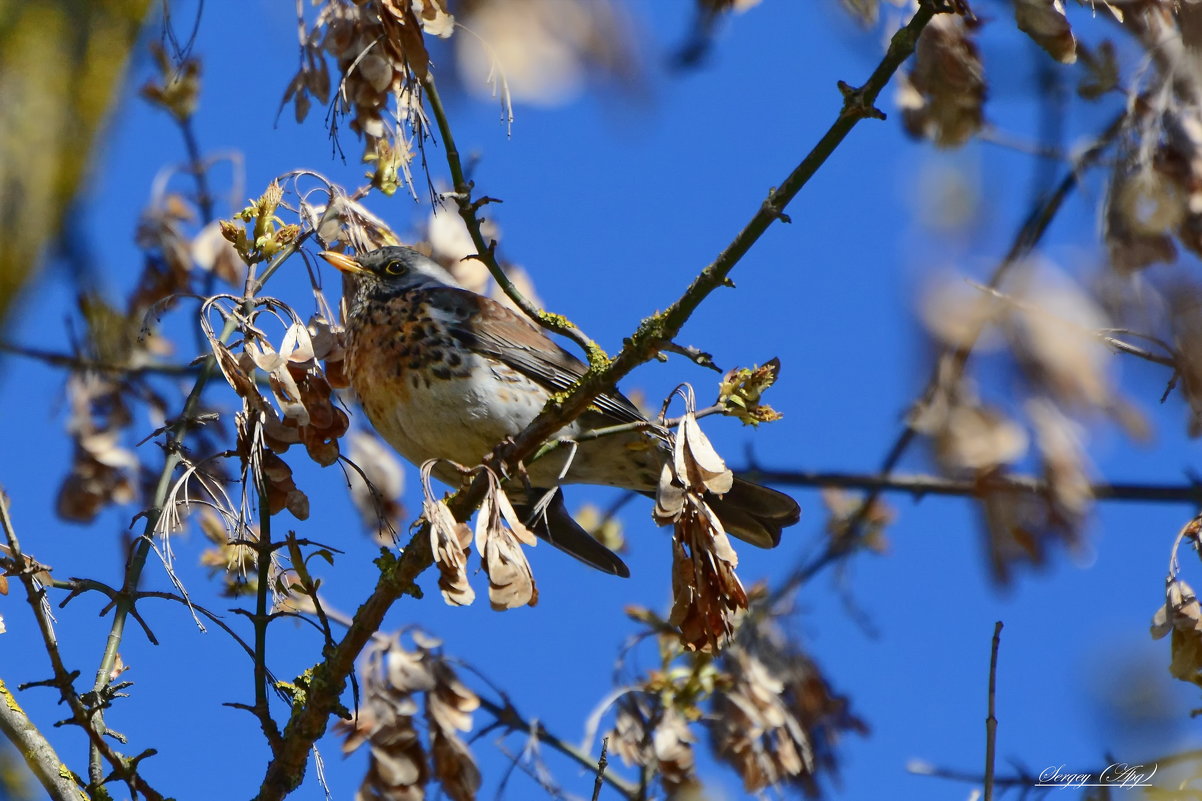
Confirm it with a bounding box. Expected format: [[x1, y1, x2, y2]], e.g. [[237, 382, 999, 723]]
[[1, 1, 1198, 799]]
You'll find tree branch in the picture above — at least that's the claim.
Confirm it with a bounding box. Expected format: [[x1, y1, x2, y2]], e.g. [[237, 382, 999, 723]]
[[0, 678, 86, 801], [738, 467, 1202, 505], [984, 621, 1002, 801], [0, 489, 166, 800], [421, 74, 606, 364], [0, 340, 201, 376], [255, 4, 944, 798]]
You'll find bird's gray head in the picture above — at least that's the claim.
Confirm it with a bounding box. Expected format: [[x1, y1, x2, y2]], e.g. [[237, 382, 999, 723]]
[[318, 246, 465, 299]]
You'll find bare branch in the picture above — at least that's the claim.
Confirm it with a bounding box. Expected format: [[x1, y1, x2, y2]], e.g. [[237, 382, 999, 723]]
[[984, 621, 1002, 801], [738, 467, 1202, 505]]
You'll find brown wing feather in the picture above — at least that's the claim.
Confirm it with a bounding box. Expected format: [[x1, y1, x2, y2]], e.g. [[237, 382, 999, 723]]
[[429, 287, 647, 426]]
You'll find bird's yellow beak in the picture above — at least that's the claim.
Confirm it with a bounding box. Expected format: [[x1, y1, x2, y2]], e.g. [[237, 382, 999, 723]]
[[319, 250, 367, 275]]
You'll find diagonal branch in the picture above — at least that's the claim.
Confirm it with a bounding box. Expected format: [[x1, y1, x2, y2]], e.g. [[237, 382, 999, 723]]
[[0, 677, 85, 801], [254, 4, 947, 799], [422, 74, 606, 364]]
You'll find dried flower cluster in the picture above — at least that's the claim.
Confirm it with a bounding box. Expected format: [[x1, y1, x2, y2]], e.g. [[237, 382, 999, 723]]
[[56, 182, 235, 522], [654, 400, 747, 652], [712, 610, 868, 797], [1153, 517, 1202, 687], [610, 604, 864, 798], [1103, 6, 1202, 274], [57, 372, 139, 522], [422, 465, 538, 611], [339, 631, 480, 801], [205, 294, 350, 519], [611, 701, 701, 796], [914, 269, 1132, 583], [285, 1, 453, 195]]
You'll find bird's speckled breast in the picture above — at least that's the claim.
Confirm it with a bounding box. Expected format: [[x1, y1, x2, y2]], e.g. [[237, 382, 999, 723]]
[[344, 289, 548, 473]]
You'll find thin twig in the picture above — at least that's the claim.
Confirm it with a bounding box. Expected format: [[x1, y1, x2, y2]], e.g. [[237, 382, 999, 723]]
[[738, 467, 1202, 505], [592, 737, 610, 801], [0, 340, 201, 376], [0, 489, 166, 800], [251, 419, 283, 752], [984, 621, 1002, 801], [476, 697, 638, 800], [422, 75, 605, 364]]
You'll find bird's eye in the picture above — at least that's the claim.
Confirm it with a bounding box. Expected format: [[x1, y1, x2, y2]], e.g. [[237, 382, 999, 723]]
[[383, 260, 406, 276]]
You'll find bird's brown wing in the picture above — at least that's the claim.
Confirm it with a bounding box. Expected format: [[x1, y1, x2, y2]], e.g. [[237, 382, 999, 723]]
[[430, 287, 647, 426]]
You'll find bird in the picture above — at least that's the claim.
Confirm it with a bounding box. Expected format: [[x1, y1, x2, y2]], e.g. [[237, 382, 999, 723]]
[[320, 245, 800, 577]]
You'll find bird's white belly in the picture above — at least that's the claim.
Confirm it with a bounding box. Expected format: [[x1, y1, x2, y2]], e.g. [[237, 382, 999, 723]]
[[355, 354, 661, 491], [362, 358, 554, 474]]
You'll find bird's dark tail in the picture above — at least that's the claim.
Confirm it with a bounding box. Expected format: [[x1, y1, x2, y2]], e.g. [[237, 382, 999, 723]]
[[516, 479, 797, 576], [706, 477, 800, 548], [515, 488, 631, 577]]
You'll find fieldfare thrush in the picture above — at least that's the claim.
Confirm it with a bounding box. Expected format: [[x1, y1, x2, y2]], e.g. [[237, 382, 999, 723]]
[[320, 246, 799, 577]]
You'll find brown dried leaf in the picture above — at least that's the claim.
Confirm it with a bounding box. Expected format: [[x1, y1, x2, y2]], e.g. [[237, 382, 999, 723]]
[[1013, 0, 1077, 64], [1027, 398, 1093, 524], [426, 660, 481, 801], [474, 489, 538, 610], [1155, 579, 1202, 686], [651, 709, 699, 795], [673, 411, 734, 496], [191, 220, 246, 286], [822, 488, 893, 553], [974, 469, 1086, 585], [919, 274, 1004, 350], [653, 462, 686, 524], [709, 614, 867, 796], [1105, 165, 1181, 273], [933, 403, 1028, 473], [379, 0, 433, 79], [899, 14, 985, 148], [425, 495, 475, 607], [341, 641, 429, 800], [670, 495, 747, 653], [712, 648, 813, 791]]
